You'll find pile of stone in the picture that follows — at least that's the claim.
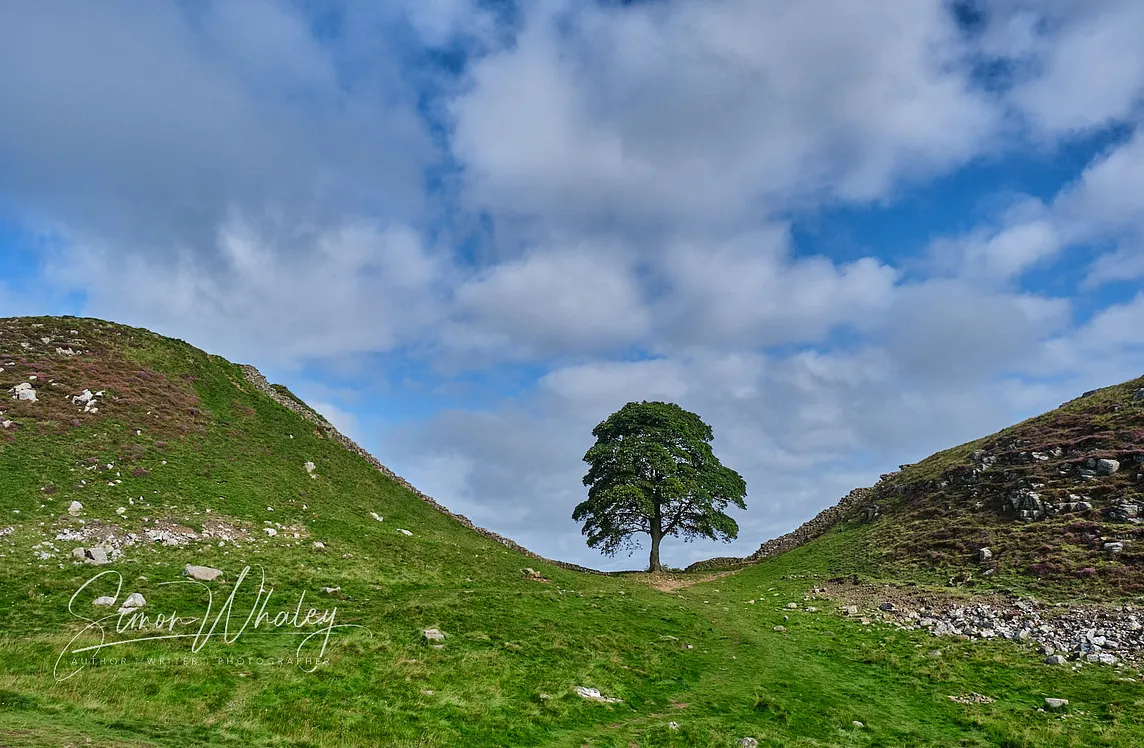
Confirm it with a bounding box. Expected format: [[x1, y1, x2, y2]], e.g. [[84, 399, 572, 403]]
[[874, 597, 1144, 666]]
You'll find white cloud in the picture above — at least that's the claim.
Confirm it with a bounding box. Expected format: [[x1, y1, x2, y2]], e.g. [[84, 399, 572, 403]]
[[449, 242, 650, 356], [451, 0, 999, 229], [928, 198, 1063, 281], [0, 2, 430, 246], [48, 217, 445, 364], [1002, 0, 1144, 136], [655, 229, 898, 350]]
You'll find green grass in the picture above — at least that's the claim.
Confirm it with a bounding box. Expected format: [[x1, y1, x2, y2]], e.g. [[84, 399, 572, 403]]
[[3, 316, 1144, 746]]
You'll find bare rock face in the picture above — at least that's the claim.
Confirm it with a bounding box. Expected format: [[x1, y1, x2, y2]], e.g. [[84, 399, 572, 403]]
[[1108, 502, 1140, 523], [1096, 458, 1121, 475], [183, 564, 224, 582], [11, 382, 37, 402]]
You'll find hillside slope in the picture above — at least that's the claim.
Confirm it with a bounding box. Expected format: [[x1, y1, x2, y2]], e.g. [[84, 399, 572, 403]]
[[4, 316, 1144, 747], [692, 376, 1144, 593]]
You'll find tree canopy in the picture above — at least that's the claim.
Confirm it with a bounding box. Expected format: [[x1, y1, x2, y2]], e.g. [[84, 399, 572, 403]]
[[572, 400, 747, 572]]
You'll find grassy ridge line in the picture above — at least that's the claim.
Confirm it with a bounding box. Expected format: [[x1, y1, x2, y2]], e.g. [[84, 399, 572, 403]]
[[239, 363, 619, 577]]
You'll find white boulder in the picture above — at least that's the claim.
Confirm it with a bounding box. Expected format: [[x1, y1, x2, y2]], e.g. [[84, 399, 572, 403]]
[[11, 383, 37, 402], [183, 565, 224, 581]]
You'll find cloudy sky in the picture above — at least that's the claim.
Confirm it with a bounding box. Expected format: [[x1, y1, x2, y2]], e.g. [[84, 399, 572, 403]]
[[2, 1, 1143, 569]]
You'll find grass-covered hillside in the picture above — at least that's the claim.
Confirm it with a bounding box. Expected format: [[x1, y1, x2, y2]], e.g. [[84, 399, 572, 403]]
[[3, 316, 1144, 747], [816, 377, 1144, 595]]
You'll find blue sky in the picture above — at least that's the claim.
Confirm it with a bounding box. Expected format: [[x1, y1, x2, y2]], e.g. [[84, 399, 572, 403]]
[[1, 0, 1143, 569]]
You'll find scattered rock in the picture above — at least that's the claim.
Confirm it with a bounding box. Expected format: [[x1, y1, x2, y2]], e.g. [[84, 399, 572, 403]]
[[975, 548, 993, 563], [1104, 542, 1125, 554], [1044, 698, 1069, 710], [1044, 655, 1067, 665], [312, 541, 326, 550], [738, 739, 758, 748], [773, 625, 786, 632], [320, 586, 341, 594], [369, 512, 384, 522], [821, 581, 1144, 667], [118, 593, 146, 614], [397, 529, 413, 536], [11, 382, 37, 402], [1108, 501, 1140, 522], [852, 721, 865, 728], [423, 628, 446, 642], [263, 528, 277, 537], [67, 500, 83, 516], [948, 693, 995, 704], [183, 564, 224, 582], [92, 596, 116, 607], [841, 606, 859, 616], [574, 686, 622, 703], [1096, 459, 1120, 476], [668, 721, 680, 730]]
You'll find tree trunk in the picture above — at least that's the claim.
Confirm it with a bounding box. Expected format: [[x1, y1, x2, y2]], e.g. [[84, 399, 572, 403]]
[[649, 501, 663, 572], [648, 531, 662, 572]]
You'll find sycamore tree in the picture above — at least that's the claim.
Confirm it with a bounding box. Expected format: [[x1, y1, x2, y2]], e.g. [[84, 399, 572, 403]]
[[573, 401, 747, 572]]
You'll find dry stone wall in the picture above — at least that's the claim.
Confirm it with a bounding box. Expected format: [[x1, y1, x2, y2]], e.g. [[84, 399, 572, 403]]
[[239, 364, 610, 576], [684, 487, 876, 572]]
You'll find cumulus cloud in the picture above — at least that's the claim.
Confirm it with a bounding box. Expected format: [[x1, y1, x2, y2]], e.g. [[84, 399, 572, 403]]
[[47, 217, 445, 364], [450, 0, 1000, 230], [997, 0, 1144, 136], [447, 241, 651, 357], [0, 2, 430, 246], [655, 229, 898, 350], [928, 198, 1063, 282]]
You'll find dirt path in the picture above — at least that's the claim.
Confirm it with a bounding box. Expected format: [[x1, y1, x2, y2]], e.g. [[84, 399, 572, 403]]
[[634, 569, 743, 592]]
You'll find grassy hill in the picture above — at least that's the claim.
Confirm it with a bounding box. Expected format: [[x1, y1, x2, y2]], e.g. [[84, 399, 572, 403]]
[[2, 315, 1144, 747], [698, 376, 1144, 597]]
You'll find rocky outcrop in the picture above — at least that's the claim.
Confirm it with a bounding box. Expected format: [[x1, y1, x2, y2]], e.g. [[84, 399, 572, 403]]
[[240, 364, 611, 576]]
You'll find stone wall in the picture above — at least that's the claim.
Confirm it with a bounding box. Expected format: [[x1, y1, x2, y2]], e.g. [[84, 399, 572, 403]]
[[684, 487, 876, 572], [239, 364, 612, 576]]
